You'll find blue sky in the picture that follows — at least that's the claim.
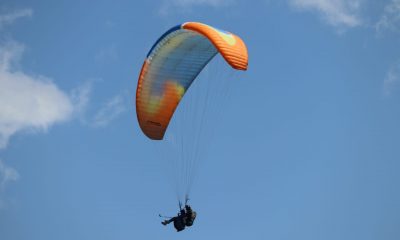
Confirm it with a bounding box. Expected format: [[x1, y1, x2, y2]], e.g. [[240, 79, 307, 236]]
[[1, 0, 400, 239]]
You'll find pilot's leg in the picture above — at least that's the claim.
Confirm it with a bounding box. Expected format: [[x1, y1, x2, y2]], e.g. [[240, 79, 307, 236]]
[[162, 218, 174, 225]]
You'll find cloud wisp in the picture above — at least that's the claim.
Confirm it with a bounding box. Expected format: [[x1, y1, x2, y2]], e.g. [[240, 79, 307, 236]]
[[70, 80, 92, 117], [383, 61, 400, 96], [376, 0, 400, 34], [169, 0, 233, 7], [0, 8, 32, 29], [92, 94, 128, 128], [0, 159, 19, 209], [289, 0, 363, 28], [0, 159, 18, 190], [159, 0, 234, 15], [95, 44, 118, 63]]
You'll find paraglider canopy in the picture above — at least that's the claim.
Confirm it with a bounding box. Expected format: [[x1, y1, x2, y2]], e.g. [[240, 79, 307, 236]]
[[136, 22, 248, 140]]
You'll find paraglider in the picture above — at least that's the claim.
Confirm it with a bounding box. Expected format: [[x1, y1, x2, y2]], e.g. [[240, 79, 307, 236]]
[[161, 205, 197, 232], [135, 22, 248, 231]]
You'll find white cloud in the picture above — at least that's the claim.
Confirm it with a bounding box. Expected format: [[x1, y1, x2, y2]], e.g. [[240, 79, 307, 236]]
[[0, 8, 72, 208], [0, 48, 92, 208], [0, 41, 75, 148], [289, 0, 362, 28], [0, 8, 32, 29], [383, 61, 400, 95], [92, 94, 127, 127], [0, 8, 93, 209], [159, 0, 234, 15], [376, 0, 400, 34]]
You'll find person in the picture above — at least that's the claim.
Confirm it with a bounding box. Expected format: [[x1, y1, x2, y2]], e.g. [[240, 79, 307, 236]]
[[184, 205, 196, 227], [161, 209, 186, 232], [161, 205, 196, 232]]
